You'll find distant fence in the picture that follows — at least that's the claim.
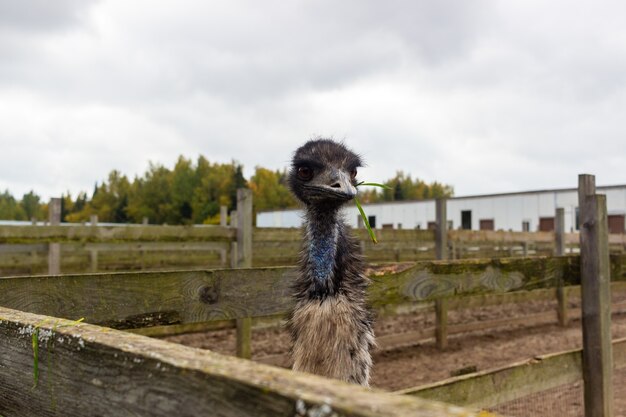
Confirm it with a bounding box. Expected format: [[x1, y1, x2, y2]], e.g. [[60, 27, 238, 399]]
[[0, 225, 626, 276], [1, 223, 625, 277], [1, 188, 625, 277]]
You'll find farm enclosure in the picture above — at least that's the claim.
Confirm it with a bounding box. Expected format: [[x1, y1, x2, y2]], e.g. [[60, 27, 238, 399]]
[[1, 176, 625, 415]]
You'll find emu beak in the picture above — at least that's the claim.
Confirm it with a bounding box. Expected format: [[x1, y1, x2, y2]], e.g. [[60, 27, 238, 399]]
[[326, 170, 357, 200]]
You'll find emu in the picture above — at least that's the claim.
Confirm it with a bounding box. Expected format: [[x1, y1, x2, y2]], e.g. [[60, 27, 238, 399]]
[[286, 139, 375, 386]]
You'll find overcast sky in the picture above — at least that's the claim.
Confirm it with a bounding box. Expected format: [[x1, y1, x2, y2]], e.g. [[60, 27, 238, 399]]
[[1, 0, 625, 201]]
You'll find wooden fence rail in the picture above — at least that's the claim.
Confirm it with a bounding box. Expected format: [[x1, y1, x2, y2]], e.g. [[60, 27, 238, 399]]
[[1, 255, 624, 356], [398, 338, 626, 409], [0, 256, 609, 330], [0, 306, 488, 417], [1, 223, 625, 275]]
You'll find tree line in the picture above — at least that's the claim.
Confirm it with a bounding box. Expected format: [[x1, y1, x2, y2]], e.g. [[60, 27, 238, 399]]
[[0, 156, 453, 224]]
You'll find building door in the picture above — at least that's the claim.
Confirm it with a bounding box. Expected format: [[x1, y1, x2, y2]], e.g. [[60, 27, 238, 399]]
[[608, 214, 625, 234], [461, 210, 472, 230], [479, 219, 495, 231], [539, 217, 555, 232]]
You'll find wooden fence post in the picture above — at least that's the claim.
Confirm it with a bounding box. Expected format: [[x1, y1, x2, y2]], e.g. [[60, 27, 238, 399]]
[[236, 189, 252, 268], [219, 205, 228, 266], [220, 205, 228, 227], [48, 198, 61, 226], [47, 243, 61, 275], [435, 198, 449, 350], [230, 242, 238, 269], [235, 191, 253, 357], [48, 198, 62, 275], [230, 210, 238, 229], [236, 317, 253, 359], [555, 207, 568, 326], [579, 174, 613, 417], [435, 199, 448, 260], [90, 249, 98, 273]]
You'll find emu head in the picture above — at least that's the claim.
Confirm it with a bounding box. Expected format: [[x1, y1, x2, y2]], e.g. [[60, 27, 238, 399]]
[[288, 139, 362, 208]]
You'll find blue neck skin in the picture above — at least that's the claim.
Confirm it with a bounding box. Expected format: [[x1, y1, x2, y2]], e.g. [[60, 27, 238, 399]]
[[305, 209, 340, 286], [308, 227, 338, 283]]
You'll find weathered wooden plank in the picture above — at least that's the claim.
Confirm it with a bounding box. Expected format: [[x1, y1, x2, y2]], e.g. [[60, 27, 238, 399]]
[[579, 177, 613, 417], [399, 338, 626, 409], [2, 256, 623, 330], [0, 256, 615, 330], [237, 188, 253, 268], [0, 243, 48, 254], [555, 209, 569, 327], [236, 317, 252, 359], [0, 267, 297, 328], [0, 224, 235, 243], [400, 348, 582, 408], [435, 300, 448, 350], [82, 241, 230, 252], [368, 256, 581, 310], [0, 307, 491, 417], [449, 230, 554, 244]]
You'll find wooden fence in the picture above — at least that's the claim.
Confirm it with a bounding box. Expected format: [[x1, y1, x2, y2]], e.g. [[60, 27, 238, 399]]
[[2, 253, 624, 415], [1, 222, 625, 277], [1, 189, 625, 276]]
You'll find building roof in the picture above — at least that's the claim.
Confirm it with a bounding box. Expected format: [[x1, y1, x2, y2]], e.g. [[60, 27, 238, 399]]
[[257, 183, 626, 213]]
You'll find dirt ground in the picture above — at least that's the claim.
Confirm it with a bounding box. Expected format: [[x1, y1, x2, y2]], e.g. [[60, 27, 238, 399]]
[[164, 282, 626, 415], [165, 299, 626, 387]]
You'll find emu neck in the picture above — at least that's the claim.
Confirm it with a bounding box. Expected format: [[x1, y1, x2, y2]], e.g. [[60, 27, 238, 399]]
[[304, 206, 341, 297]]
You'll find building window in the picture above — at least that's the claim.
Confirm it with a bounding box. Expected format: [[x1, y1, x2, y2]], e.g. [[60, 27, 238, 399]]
[[461, 210, 472, 230], [368, 215, 376, 229], [522, 221, 530, 232], [479, 219, 494, 231]]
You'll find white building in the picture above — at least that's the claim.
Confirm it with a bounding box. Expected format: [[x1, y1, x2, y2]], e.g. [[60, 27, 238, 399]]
[[256, 184, 626, 234]]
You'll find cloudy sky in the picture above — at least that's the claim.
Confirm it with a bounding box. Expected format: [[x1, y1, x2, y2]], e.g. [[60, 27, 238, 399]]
[[1, 0, 625, 201]]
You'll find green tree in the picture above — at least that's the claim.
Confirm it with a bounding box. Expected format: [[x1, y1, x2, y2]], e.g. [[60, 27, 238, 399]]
[[20, 191, 42, 220], [0, 190, 26, 220], [248, 167, 296, 212], [171, 156, 197, 224], [127, 163, 173, 224]]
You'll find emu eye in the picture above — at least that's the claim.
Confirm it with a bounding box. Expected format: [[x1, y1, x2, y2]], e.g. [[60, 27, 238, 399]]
[[350, 168, 358, 180], [297, 166, 313, 181]]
